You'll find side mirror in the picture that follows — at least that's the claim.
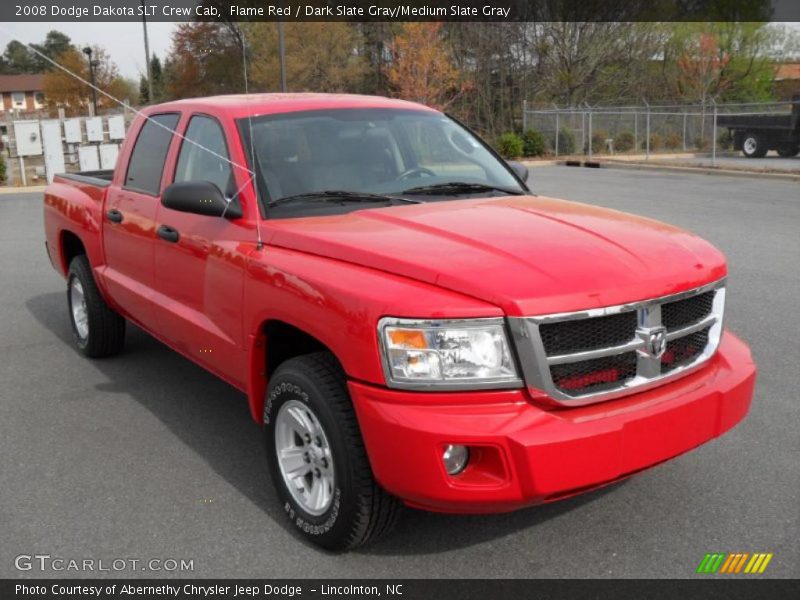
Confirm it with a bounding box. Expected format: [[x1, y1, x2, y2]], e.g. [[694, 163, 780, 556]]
[[161, 181, 243, 219], [507, 160, 530, 185]]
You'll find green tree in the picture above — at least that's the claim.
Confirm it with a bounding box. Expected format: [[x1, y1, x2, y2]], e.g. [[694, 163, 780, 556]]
[[139, 55, 165, 105], [0, 31, 73, 74], [31, 30, 73, 71], [664, 22, 777, 103], [1, 40, 38, 73]]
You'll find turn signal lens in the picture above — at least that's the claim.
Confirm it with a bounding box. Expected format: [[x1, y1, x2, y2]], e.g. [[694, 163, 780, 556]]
[[387, 329, 428, 349]]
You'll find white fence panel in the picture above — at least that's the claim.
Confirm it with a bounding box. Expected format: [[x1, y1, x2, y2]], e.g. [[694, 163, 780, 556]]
[[78, 146, 100, 171], [64, 118, 82, 144], [41, 120, 66, 183], [107, 115, 126, 140], [13, 121, 43, 156], [99, 144, 119, 169], [85, 117, 103, 142]]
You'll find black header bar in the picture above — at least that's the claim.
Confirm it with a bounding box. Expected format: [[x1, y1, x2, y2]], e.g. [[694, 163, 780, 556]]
[[2, 579, 799, 600], [3, 0, 799, 23]]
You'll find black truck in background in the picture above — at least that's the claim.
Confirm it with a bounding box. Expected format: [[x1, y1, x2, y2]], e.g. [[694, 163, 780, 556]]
[[717, 94, 800, 158]]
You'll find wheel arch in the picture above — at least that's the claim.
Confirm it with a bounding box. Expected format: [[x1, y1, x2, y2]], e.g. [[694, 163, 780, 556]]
[[60, 229, 87, 274], [246, 318, 348, 424]]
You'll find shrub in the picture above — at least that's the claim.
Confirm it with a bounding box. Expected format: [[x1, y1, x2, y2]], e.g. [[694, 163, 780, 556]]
[[522, 129, 546, 157], [590, 128, 608, 154], [495, 132, 524, 159], [551, 127, 576, 155], [694, 136, 710, 151], [614, 131, 635, 153], [0, 154, 6, 184], [717, 130, 733, 150], [664, 132, 682, 150], [641, 133, 662, 151]]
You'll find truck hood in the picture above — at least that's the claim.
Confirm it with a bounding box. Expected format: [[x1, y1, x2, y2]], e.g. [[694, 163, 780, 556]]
[[266, 196, 727, 316]]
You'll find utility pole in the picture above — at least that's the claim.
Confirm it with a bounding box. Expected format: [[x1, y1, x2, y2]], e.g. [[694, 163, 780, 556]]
[[277, 20, 287, 92], [82, 46, 98, 116], [141, 0, 153, 103]]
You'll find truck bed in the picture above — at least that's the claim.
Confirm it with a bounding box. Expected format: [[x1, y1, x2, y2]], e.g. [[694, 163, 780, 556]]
[[716, 114, 795, 131]]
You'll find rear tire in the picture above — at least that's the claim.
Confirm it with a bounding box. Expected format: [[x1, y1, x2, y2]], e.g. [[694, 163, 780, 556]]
[[67, 255, 126, 358], [264, 352, 401, 551], [741, 132, 768, 158], [776, 144, 799, 158]]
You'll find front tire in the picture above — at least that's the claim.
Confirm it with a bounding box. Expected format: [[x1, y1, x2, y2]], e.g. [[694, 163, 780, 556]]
[[741, 132, 767, 158], [264, 353, 400, 551], [67, 255, 126, 357]]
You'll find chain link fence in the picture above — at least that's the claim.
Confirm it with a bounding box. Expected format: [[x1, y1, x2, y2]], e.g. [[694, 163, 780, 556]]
[[522, 100, 795, 164]]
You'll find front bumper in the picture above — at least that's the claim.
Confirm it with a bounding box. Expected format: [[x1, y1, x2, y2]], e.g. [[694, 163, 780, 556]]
[[349, 331, 756, 513]]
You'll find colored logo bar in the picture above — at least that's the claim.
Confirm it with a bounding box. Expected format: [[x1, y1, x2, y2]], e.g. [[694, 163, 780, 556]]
[[697, 553, 773, 574]]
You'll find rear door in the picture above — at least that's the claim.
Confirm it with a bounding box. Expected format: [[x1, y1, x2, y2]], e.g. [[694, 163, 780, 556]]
[[102, 113, 179, 330], [152, 114, 248, 387]]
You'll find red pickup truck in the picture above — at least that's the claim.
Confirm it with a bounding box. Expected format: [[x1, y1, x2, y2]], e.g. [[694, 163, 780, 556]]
[[44, 94, 756, 550]]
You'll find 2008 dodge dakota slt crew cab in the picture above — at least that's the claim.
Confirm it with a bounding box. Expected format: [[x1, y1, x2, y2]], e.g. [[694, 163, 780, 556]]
[[44, 94, 756, 550]]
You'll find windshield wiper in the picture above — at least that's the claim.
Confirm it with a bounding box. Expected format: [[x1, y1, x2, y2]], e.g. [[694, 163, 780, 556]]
[[401, 182, 524, 196], [266, 190, 421, 208]]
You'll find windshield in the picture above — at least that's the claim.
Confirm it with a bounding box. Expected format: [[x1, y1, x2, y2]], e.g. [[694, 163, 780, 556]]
[[238, 109, 524, 217]]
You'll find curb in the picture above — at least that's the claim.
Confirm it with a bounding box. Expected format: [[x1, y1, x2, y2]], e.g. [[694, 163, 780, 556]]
[[520, 160, 560, 168], [554, 160, 800, 182], [0, 185, 47, 195]]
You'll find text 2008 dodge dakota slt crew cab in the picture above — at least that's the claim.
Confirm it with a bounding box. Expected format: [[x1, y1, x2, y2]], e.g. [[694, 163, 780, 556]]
[[44, 94, 756, 550]]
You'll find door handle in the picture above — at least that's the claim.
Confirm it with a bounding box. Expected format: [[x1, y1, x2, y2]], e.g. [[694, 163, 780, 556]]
[[106, 209, 123, 223], [157, 224, 180, 243]]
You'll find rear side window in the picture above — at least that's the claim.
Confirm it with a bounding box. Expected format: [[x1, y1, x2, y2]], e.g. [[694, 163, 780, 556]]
[[124, 113, 179, 195], [173, 115, 233, 194]]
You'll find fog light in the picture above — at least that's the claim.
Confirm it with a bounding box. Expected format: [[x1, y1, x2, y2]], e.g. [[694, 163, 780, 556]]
[[442, 444, 469, 475]]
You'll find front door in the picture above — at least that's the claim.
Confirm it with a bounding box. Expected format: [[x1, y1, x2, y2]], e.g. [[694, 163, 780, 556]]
[[152, 114, 248, 388]]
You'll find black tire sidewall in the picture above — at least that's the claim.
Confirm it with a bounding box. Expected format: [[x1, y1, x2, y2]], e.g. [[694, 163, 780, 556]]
[[67, 263, 91, 352], [264, 365, 360, 550]]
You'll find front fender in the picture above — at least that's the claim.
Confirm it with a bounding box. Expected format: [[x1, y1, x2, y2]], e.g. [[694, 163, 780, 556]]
[[243, 246, 502, 423]]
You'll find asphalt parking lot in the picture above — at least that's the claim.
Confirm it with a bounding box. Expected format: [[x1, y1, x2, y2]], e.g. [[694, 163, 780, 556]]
[[1, 167, 798, 579]]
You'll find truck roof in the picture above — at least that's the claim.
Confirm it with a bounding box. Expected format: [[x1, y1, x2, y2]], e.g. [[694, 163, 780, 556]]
[[142, 93, 438, 120]]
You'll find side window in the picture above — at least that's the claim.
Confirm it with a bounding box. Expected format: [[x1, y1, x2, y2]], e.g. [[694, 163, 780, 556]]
[[173, 115, 232, 194], [124, 113, 179, 195]]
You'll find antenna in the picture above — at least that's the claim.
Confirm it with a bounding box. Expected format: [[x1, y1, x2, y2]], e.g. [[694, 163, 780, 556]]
[[239, 26, 264, 251], [0, 24, 252, 176]]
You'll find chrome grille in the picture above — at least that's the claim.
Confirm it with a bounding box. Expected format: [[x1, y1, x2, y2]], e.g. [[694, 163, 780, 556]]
[[661, 326, 711, 373], [539, 311, 638, 355], [510, 280, 726, 405], [662, 291, 715, 330]]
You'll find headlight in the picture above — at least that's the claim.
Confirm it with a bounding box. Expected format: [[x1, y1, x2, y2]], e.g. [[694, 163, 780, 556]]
[[378, 317, 522, 390]]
